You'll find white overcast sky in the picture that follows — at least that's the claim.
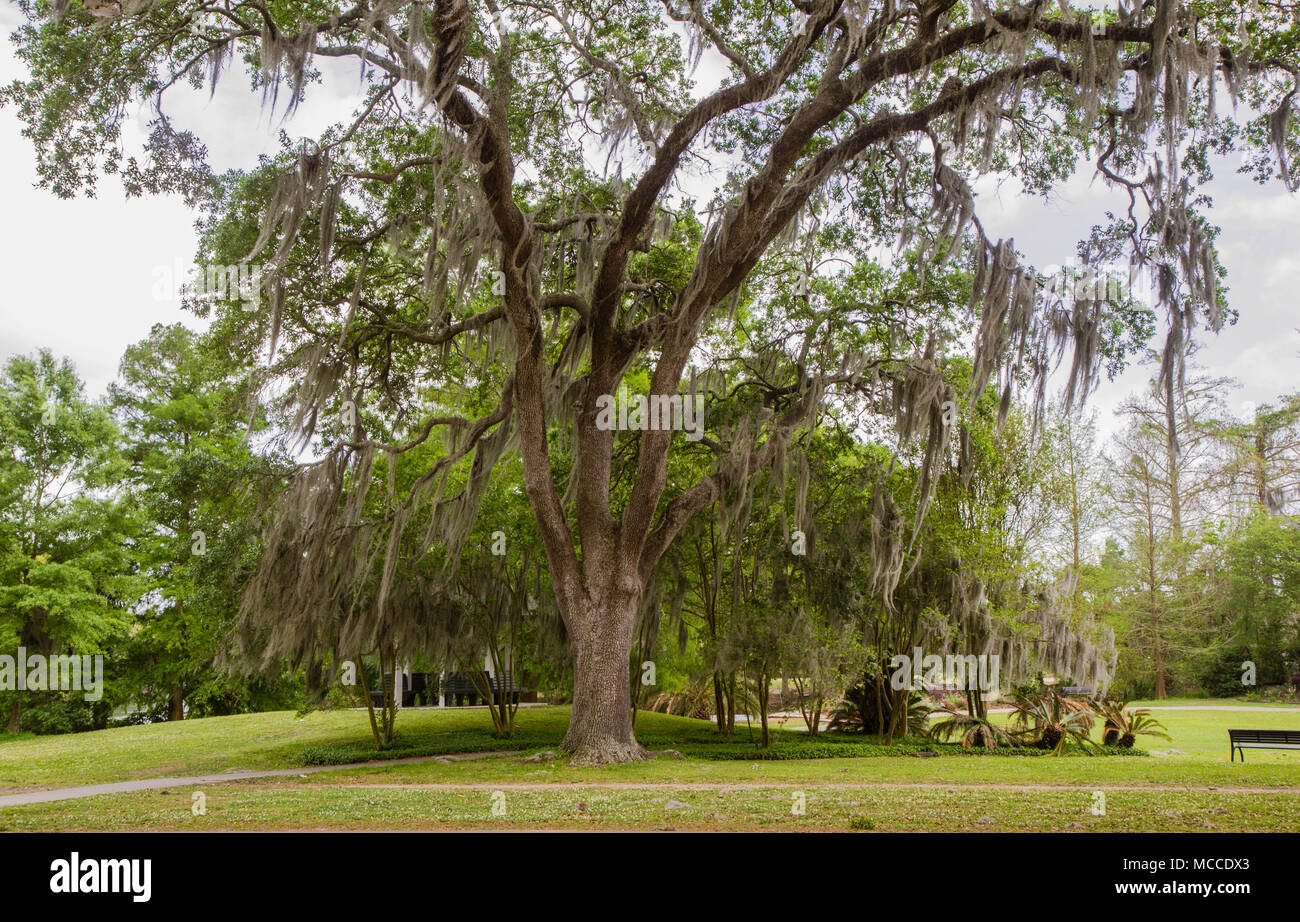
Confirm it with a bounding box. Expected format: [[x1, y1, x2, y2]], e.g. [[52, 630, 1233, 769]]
[[1, 4, 1296, 443]]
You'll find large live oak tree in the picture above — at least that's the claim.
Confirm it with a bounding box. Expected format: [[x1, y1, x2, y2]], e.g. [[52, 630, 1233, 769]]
[[7, 0, 1297, 762]]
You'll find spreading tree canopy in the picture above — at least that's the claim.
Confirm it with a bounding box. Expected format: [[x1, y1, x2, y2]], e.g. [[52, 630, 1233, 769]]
[[7, 0, 1297, 762]]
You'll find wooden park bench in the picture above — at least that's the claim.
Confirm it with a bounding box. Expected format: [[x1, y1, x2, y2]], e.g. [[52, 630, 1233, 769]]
[[443, 672, 483, 707], [368, 672, 397, 708], [407, 672, 435, 706], [372, 671, 536, 707], [481, 670, 527, 705], [1228, 728, 1300, 761], [441, 671, 535, 706], [371, 672, 439, 707]]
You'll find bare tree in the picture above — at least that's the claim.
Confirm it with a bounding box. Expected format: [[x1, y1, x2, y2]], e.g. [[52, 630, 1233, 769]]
[[1214, 394, 1300, 519], [1108, 366, 1229, 695]]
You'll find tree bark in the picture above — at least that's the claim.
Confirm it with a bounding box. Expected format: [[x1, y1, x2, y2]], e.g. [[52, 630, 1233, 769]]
[[169, 685, 185, 721], [712, 671, 728, 733], [1153, 605, 1167, 699], [562, 593, 646, 765], [6, 698, 20, 735]]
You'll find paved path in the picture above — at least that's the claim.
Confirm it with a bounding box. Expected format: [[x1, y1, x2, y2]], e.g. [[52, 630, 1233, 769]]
[[1139, 705, 1300, 712], [333, 781, 1298, 795], [0, 751, 514, 809], [766, 705, 1300, 725]]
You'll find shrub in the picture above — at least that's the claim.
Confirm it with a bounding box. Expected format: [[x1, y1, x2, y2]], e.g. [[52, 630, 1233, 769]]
[[827, 682, 930, 736], [1197, 646, 1253, 698]]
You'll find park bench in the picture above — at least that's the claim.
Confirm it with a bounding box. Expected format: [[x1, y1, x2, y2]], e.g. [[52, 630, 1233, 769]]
[[443, 672, 483, 706], [368, 672, 397, 708], [371, 672, 439, 707], [1228, 727, 1300, 761], [372, 671, 536, 706], [481, 670, 527, 705], [374, 671, 439, 707], [407, 672, 436, 706]]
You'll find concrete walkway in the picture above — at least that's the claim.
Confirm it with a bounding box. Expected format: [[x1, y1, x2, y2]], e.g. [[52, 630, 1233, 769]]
[[1139, 705, 1300, 711], [0, 750, 514, 809], [766, 704, 1300, 725], [343, 781, 1299, 794]]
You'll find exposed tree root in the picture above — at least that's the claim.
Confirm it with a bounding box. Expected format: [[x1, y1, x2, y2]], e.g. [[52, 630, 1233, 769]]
[[564, 736, 650, 767]]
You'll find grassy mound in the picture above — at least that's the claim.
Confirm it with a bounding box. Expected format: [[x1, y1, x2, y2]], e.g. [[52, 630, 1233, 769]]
[[296, 708, 1147, 765]]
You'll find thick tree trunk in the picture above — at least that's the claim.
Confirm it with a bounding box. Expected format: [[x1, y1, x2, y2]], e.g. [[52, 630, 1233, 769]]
[[562, 595, 647, 766], [169, 685, 185, 721], [7, 698, 21, 735]]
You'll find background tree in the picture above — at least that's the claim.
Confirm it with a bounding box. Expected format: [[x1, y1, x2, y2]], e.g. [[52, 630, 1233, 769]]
[[109, 323, 290, 721], [1107, 365, 1228, 696], [1044, 404, 1106, 618], [0, 352, 131, 733], [1214, 394, 1300, 519], [1195, 514, 1300, 693]]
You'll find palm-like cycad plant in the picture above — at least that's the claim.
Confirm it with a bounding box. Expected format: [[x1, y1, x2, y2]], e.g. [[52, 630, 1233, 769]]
[[827, 683, 932, 737], [645, 677, 714, 720], [1093, 696, 1171, 748], [1009, 688, 1099, 754], [929, 702, 1015, 750]]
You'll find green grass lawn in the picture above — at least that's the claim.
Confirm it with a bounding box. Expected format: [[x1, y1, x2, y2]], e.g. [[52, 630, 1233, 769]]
[[4, 782, 1297, 832], [0, 706, 946, 788], [1129, 696, 1300, 708], [0, 705, 1147, 789], [1, 703, 1297, 831]]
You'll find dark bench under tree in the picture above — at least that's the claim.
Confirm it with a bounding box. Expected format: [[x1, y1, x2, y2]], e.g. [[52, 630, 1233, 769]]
[[443, 672, 482, 706], [1228, 728, 1300, 761]]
